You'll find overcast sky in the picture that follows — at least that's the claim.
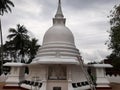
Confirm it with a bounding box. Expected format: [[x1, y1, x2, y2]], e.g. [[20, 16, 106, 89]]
[[1, 0, 119, 63]]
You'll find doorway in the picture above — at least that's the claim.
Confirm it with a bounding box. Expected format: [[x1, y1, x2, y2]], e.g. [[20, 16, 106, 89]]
[[53, 87, 61, 90]]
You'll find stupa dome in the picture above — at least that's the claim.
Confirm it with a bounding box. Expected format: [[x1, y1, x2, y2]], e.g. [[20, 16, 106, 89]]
[[32, 0, 81, 64], [43, 25, 74, 45]]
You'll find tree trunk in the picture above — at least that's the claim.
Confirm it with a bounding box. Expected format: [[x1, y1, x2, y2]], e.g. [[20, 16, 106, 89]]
[[0, 19, 3, 75]]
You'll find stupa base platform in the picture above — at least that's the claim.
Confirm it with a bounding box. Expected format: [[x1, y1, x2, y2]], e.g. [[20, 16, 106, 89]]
[[2, 84, 113, 90]]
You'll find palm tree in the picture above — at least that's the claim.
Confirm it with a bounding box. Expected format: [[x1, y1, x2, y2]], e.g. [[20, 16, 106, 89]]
[[27, 38, 40, 64], [0, 0, 14, 74], [7, 24, 29, 63], [0, 0, 14, 15]]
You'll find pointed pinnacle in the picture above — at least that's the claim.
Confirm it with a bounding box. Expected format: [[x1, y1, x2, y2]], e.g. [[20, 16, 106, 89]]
[[55, 0, 64, 18], [59, 0, 61, 5]]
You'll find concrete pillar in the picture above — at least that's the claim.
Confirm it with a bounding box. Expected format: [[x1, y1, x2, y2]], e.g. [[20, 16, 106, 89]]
[[3, 62, 26, 88], [89, 64, 112, 90]]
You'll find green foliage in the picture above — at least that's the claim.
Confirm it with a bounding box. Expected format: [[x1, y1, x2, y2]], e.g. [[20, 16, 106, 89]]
[[3, 40, 17, 62], [108, 5, 120, 54], [107, 4, 120, 69], [25, 66, 29, 74], [7, 24, 30, 62], [26, 38, 40, 64], [3, 24, 40, 63], [107, 54, 120, 70], [0, 0, 14, 16]]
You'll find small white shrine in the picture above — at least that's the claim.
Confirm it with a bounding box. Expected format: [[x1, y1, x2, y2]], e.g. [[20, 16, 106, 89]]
[[3, 0, 112, 90]]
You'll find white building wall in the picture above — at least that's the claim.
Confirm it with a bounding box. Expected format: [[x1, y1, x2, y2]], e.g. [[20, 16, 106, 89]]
[[71, 65, 87, 82], [27, 65, 47, 81], [106, 75, 120, 83]]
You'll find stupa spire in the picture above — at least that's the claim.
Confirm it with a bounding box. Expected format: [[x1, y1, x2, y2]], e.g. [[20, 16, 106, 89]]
[[53, 0, 66, 25], [55, 0, 64, 18]]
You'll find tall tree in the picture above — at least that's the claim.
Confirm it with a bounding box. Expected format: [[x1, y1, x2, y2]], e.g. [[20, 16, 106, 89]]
[[107, 4, 120, 69], [0, 0, 14, 75], [27, 38, 40, 64], [7, 24, 29, 63], [3, 25, 40, 63]]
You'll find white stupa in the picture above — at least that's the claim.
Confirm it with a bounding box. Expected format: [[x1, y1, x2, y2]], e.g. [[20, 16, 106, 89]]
[[27, 0, 91, 90], [4, 0, 112, 90], [32, 0, 80, 65]]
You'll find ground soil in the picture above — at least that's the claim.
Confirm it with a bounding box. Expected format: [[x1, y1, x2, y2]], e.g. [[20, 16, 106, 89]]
[[110, 83, 120, 90]]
